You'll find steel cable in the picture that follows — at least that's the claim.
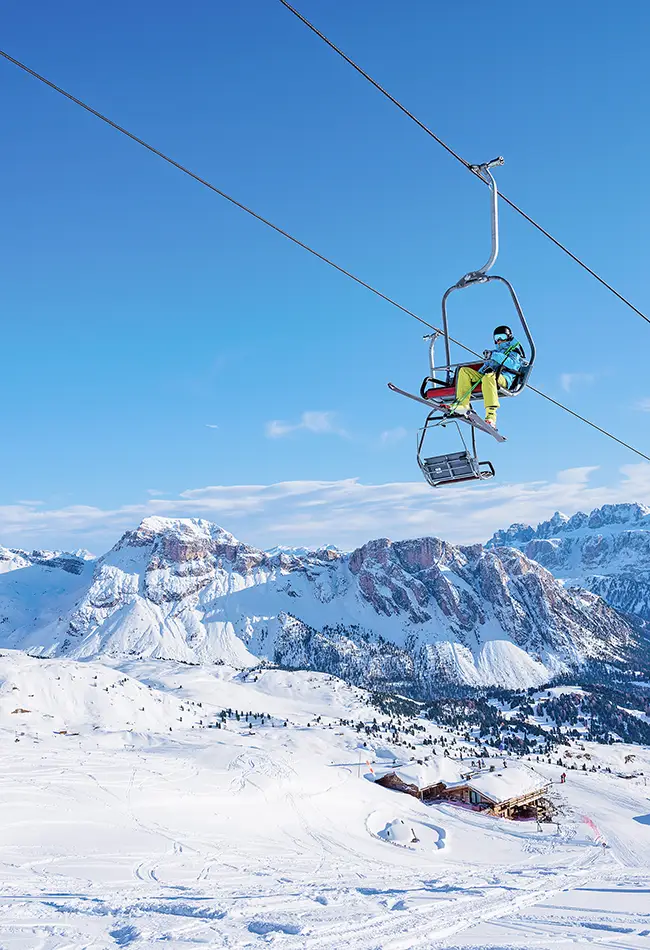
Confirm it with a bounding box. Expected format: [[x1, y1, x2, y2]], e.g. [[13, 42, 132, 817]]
[[277, 0, 650, 326], [1, 48, 648, 463]]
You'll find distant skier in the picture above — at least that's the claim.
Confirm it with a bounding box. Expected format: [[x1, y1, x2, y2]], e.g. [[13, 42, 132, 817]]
[[451, 325, 526, 428]]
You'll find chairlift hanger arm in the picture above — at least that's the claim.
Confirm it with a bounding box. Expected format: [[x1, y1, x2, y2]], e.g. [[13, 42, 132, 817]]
[[440, 157, 505, 371], [437, 158, 536, 391], [463, 157, 504, 282]]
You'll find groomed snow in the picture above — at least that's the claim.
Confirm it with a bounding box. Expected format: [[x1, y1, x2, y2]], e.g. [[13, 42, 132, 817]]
[[1, 658, 650, 949]]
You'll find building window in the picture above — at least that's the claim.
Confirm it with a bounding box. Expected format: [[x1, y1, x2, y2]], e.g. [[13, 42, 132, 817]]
[[469, 789, 480, 805]]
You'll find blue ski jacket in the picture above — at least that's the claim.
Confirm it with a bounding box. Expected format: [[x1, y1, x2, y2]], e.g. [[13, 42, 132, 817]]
[[480, 340, 526, 388]]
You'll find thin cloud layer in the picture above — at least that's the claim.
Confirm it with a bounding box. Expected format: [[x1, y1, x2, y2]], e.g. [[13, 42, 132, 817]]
[[379, 427, 408, 446], [265, 411, 348, 439], [560, 372, 596, 393], [2, 465, 650, 556]]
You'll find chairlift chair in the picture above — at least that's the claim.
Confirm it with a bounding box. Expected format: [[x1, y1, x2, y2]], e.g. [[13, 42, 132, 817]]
[[390, 157, 536, 488]]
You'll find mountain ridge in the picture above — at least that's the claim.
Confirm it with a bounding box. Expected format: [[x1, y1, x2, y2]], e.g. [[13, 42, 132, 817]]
[[488, 502, 650, 625], [0, 514, 641, 695]]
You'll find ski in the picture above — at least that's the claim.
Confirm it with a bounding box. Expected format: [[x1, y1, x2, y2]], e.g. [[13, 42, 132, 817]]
[[387, 382, 507, 443]]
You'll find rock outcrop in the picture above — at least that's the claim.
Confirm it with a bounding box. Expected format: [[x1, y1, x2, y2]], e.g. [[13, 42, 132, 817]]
[[0, 516, 639, 694], [488, 503, 650, 625]]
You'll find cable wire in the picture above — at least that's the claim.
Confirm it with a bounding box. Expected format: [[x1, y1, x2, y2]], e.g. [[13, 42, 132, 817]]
[[1, 48, 649, 464], [277, 0, 650, 327]]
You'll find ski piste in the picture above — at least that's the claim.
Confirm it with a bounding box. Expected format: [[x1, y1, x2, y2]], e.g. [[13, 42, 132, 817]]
[[387, 382, 507, 443]]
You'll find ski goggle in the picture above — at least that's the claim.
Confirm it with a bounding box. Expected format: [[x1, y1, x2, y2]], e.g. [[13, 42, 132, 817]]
[[494, 334, 510, 343]]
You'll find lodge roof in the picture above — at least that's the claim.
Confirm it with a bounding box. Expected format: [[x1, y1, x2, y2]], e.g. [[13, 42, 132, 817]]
[[375, 761, 548, 805], [458, 764, 548, 804], [373, 759, 463, 789]]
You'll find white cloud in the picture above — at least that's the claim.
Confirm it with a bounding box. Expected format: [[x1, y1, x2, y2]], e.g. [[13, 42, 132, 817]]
[[635, 398, 650, 412], [205, 423, 220, 429], [265, 419, 296, 438], [265, 411, 348, 439], [379, 427, 408, 446], [2, 464, 650, 555], [560, 372, 595, 392]]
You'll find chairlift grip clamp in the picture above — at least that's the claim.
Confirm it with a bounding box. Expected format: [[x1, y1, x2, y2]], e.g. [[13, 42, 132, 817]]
[[469, 157, 504, 174], [458, 271, 488, 287]]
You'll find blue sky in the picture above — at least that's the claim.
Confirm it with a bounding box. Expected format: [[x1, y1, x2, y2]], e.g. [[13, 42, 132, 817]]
[[2, 0, 650, 552]]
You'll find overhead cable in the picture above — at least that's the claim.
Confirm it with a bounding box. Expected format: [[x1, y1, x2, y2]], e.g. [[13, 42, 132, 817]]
[[277, 0, 650, 327], [1, 48, 649, 464]]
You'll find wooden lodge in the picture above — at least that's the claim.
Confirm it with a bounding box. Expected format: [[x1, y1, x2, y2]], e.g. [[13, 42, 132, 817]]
[[375, 763, 551, 820]]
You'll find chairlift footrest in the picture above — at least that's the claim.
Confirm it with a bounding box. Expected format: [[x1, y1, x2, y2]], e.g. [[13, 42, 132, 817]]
[[387, 383, 506, 442], [421, 451, 495, 487]]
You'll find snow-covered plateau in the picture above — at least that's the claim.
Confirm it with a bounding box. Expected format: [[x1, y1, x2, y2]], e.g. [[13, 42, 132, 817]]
[[0, 509, 645, 693], [2, 651, 650, 948]]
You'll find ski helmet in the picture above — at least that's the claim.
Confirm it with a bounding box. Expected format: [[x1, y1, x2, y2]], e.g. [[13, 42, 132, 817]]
[[493, 325, 513, 342]]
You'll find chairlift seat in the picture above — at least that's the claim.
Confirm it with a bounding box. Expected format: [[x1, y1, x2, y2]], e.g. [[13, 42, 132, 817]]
[[420, 450, 495, 487], [422, 360, 525, 403], [421, 362, 483, 402]]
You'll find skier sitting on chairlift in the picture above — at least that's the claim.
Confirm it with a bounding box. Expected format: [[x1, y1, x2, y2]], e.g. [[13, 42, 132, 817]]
[[450, 325, 526, 429]]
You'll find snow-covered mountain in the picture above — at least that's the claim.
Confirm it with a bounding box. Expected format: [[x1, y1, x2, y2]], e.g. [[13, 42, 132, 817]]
[[0, 516, 639, 693], [0, 545, 92, 575], [488, 503, 650, 625], [265, 543, 344, 558]]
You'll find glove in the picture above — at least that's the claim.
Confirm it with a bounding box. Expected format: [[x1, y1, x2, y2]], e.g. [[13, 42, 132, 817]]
[[482, 349, 492, 359]]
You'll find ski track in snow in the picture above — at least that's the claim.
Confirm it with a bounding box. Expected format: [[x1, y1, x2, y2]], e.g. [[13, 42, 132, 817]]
[[1, 659, 650, 948]]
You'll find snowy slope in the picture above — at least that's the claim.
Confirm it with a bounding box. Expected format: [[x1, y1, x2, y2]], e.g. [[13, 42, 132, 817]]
[[0, 650, 198, 736], [0, 550, 94, 648], [489, 502, 650, 625], [0, 516, 640, 691], [1, 656, 650, 949]]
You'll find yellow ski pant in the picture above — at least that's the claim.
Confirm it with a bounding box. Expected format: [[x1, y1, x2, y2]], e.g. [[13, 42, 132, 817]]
[[455, 366, 506, 422]]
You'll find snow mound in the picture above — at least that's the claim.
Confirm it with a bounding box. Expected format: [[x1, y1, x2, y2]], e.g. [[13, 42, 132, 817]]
[[366, 809, 446, 852], [378, 818, 418, 844]]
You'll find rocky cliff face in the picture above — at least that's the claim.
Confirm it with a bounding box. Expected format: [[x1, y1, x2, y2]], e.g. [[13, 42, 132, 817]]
[[0, 516, 639, 694], [488, 503, 650, 625]]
